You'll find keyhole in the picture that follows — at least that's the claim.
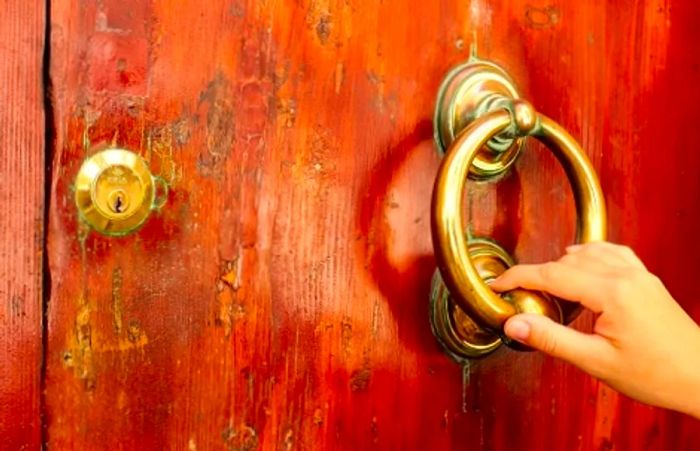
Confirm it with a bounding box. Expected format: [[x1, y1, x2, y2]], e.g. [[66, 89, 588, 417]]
[[107, 189, 129, 214], [114, 194, 124, 213]]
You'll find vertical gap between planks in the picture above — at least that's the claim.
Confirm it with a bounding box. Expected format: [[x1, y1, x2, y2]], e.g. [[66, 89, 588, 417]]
[[40, 0, 54, 447]]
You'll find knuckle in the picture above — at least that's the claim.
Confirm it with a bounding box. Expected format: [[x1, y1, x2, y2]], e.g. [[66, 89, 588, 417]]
[[539, 262, 559, 282], [608, 269, 641, 303], [580, 244, 606, 262], [584, 241, 605, 253], [615, 244, 638, 262], [647, 273, 664, 288], [559, 253, 578, 265], [538, 330, 559, 356], [586, 353, 614, 380], [619, 245, 635, 257]]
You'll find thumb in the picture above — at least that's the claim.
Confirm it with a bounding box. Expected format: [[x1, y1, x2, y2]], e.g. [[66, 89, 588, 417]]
[[504, 313, 612, 374]]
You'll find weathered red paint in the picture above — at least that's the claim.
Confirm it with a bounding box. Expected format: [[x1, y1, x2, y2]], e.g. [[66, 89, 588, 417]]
[[39, 0, 700, 449], [0, 1, 45, 449]]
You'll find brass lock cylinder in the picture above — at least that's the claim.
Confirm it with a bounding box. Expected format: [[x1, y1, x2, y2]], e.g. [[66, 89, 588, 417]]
[[74, 148, 167, 236]]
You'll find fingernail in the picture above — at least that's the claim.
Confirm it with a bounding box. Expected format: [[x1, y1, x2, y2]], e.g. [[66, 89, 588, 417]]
[[505, 319, 530, 342], [489, 278, 504, 291]]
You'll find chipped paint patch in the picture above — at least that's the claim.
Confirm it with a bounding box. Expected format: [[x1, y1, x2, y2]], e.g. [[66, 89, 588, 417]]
[[66, 300, 96, 390], [334, 62, 344, 93], [316, 13, 332, 44], [215, 257, 245, 336], [197, 74, 236, 177], [283, 428, 294, 450], [147, 120, 187, 185], [524, 5, 560, 29], [221, 424, 258, 451], [111, 267, 123, 334], [349, 366, 371, 392]]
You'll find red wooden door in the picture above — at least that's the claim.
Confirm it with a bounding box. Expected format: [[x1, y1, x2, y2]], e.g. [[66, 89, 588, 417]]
[[2, 0, 700, 449]]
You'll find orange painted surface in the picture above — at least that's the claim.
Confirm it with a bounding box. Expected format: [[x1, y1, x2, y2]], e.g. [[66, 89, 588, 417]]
[[39, 0, 700, 449], [0, 1, 45, 449]]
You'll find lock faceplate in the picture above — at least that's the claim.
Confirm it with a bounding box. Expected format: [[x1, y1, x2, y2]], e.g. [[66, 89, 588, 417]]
[[75, 148, 165, 236]]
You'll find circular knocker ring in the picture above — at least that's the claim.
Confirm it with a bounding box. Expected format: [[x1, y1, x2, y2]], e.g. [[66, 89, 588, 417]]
[[429, 59, 607, 359]]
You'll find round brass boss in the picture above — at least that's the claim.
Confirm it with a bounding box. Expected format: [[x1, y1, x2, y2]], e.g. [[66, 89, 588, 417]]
[[433, 59, 525, 179], [430, 239, 512, 358]]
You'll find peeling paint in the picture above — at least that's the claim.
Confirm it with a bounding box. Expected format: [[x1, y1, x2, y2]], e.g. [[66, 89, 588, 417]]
[[313, 408, 323, 426], [276, 97, 297, 128], [524, 5, 560, 29], [371, 416, 379, 443], [221, 424, 258, 451], [334, 62, 344, 94], [72, 301, 96, 390], [340, 317, 352, 358], [283, 428, 293, 450], [349, 367, 371, 392], [216, 257, 245, 336], [316, 13, 332, 44], [147, 120, 187, 185], [111, 267, 123, 335], [197, 74, 235, 177]]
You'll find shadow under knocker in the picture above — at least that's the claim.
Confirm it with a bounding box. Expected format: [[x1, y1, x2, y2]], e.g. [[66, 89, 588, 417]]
[[355, 119, 524, 357]]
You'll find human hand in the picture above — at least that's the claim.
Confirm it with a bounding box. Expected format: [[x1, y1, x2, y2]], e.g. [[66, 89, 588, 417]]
[[490, 242, 700, 418]]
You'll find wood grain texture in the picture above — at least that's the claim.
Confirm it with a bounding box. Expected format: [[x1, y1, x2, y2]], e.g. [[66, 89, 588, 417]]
[[44, 0, 700, 449], [0, 0, 45, 449]]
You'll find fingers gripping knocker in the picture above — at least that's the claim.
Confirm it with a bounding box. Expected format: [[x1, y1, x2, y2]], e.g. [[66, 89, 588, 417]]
[[429, 59, 607, 359]]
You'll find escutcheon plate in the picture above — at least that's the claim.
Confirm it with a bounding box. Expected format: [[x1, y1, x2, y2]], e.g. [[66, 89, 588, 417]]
[[433, 59, 525, 179]]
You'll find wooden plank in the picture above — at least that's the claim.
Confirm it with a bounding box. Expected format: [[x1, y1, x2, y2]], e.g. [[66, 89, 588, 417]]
[[44, 0, 700, 449], [0, 0, 45, 449]]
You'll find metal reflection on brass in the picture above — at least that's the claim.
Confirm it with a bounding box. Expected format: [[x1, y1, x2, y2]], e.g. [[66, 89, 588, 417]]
[[429, 58, 607, 360]]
